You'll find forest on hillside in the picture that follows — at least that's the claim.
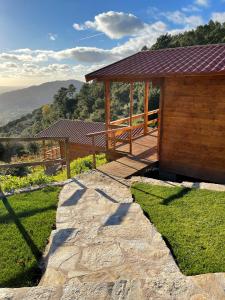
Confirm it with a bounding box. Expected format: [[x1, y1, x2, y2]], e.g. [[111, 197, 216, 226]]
[[149, 20, 225, 50], [0, 20, 225, 137], [0, 82, 159, 137]]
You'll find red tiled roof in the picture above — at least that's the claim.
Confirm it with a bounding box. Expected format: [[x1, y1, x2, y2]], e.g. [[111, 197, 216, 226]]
[[36, 120, 106, 148], [85, 44, 225, 81]]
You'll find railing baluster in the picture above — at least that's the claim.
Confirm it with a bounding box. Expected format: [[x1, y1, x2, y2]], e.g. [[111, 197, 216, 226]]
[[92, 135, 96, 169], [129, 128, 132, 154]]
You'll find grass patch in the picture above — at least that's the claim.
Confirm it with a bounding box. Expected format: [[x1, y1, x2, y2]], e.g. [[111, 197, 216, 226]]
[[131, 183, 225, 276], [0, 186, 60, 287], [0, 154, 107, 193]]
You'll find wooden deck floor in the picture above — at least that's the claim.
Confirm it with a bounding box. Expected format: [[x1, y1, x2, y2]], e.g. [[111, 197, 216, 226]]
[[97, 129, 158, 178]]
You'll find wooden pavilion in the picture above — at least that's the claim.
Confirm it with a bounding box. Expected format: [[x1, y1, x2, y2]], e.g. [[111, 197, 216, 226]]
[[85, 44, 225, 183]]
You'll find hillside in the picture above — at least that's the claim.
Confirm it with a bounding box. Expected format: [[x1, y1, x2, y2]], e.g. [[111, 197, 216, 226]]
[[0, 80, 83, 126], [149, 20, 225, 50], [0, 86, 21, 94], [0, 81, 158, 137]]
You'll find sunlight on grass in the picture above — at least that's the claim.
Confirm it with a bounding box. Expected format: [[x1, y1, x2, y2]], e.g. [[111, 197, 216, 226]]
[[0, 186, 60, 287], [132, 183, 225, 276]]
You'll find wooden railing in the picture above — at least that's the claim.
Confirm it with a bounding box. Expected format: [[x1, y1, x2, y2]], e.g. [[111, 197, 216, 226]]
[[86, 109, 159, 168], [0, 137, 71, 179], [110, 109, 159, 126]]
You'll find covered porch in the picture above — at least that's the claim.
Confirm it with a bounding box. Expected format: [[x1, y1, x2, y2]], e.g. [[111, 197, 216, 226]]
[[86, 79, 160, 178]]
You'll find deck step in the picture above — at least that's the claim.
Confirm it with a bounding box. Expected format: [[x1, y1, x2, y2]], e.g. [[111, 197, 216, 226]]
[[98, 156, 158, 178]]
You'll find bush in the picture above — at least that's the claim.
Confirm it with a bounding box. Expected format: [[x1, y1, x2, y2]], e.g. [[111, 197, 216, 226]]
[[0, 172, 53, 193], [2, 166, 30, 177], [27, 142, 40, 155], [53, 153, 107, 181], [0, 154, 107, 192]]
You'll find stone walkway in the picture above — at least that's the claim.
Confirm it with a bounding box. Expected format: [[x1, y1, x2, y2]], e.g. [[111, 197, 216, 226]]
[[0, 171, 224, 299]]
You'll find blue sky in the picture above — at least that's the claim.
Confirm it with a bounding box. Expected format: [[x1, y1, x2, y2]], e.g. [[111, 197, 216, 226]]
[[0, 0, 224, 86]]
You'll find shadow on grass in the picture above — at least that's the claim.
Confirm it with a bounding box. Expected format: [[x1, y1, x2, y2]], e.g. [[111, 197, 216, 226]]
[[0, 262, 41, 288], [1, 195, 42, 261], [0, 204, 56, 224], [162, 187, 191, 205], [132, 185, 164, 200], [132, 185, 191, 205]]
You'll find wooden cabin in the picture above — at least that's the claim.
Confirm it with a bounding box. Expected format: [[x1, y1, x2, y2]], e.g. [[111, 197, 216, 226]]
[[36, 119, 105, 161], [85, 44, 225, 183]]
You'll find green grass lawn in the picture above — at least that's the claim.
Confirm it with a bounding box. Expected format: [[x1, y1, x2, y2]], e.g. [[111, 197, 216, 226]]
[[0, 186, 60, 287], [131, 183, 225, 276]]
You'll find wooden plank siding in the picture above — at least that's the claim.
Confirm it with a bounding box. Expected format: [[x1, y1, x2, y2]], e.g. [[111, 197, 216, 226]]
[[159, 75, 225, 183]]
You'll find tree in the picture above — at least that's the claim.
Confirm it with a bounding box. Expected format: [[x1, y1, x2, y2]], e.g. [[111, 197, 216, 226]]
[[151, 21, 225, 50], [27, 142, 40, 155]]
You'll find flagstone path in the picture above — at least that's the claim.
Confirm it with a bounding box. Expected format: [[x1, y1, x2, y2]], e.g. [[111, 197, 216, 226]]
[[0, 171, 224, 299]]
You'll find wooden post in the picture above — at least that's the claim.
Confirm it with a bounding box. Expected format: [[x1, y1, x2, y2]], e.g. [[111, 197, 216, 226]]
[[92, 136, 96, 169], [42, 140, 46, 160], [0, 184, 3, 198], [64, 138, 71, 179], [144, 81, 150, 135], [129, 82, 134, 154], [105, 81, 111, 150], [158, 81, 164, 162]]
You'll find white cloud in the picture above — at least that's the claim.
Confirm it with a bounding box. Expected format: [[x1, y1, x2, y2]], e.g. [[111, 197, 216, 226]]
[[0, 51, 51, 63], [162, 10, 203, 27], [73, 11, 145, 39], [52, 47, 117, 63], [0, 62, 18, 69], [0, 53, 33, 62], [182, 5, 201, 13], [0, 9, 206, 85], [147, 7, 203, 28], [195, 0, 209, 7], [48, 33, 58, 41], [211, 12, 225, 23], [13, 48, 33, 54]]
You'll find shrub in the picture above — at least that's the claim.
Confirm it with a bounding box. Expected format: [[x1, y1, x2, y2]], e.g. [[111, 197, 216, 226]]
[[2, 166, 30, 177], [0, 172, 53, 193], [27, 142, 40, 155], [53, 153, 107, 181], [0, 154, 107, 192]]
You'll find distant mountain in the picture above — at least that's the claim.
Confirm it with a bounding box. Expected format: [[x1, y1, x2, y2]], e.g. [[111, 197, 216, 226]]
[[0, 86, 21, 94], [0, 80, 84, 126]]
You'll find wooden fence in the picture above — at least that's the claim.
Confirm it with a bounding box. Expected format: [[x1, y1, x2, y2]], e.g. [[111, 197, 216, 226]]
[[0, 137, 71, 179]]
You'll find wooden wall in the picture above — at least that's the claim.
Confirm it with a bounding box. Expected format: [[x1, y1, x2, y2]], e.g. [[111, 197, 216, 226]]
[[59, 142, 104, 161], [159, 75, 225, 183]]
